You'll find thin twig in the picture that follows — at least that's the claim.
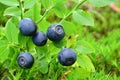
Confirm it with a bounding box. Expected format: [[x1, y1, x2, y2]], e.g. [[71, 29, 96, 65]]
[[18, 0, 24, 19], [36, 6, 53, 24], [60, 0, 87, 23]]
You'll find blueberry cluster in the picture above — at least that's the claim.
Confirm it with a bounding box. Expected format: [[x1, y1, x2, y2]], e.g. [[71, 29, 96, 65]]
[[17, 18, 77, 68], [19, 18, 47, 46]]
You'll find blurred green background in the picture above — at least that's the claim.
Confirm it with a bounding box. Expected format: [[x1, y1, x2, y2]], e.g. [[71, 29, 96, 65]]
[[0, 1, 120, 80]]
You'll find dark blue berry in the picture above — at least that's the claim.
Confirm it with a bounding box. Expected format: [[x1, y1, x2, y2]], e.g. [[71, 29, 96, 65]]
[[17, 52, 34, 68], [47, 24, 65, 41], [32, 31, 47, 46], [19, 18, 37, 36], [58, 48, 76, 66]]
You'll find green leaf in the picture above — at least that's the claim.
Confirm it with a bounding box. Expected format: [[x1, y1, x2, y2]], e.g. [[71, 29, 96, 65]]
[[18, 32, 28, 47], [26, 38, 35, 51], [10, 17, 19, 27], [88, 0, 118, 7], [0, 40, 8, 53], [0, 0, 19, 7], [77, 54, 95, 72], [40, 0, 51, 8], [24, 0, 38, 9], [24, 2, 41, 21], [38, 59, 48, 74], [8, 47, 15, 58], [4, 7, 20, 17], [67, 68, 90, 79], [53, 39, 67, 49], [71, 0, 79, 3], [38, 19, 50, 33], [75, 40, 95, 54], [72, 10, 94, 26], [2, 59, 11, 69], [61, 20, 77, 35], [0, 48, 9, 63], [0, 40, 9, 63], [36, 46, 49, 60], [53, 38, 67, 48], [5, 19, 18, 43], [66, 34, 77, 48], [52, 0, 66, 6], [53, 1, 67, 18], [0, 27, 5, 39]]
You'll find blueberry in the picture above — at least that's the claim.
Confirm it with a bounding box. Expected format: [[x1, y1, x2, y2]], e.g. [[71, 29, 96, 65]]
[[19, 18, 37, 36], [47, 24, 65, 41], [58, 48, 77, 66], [17, 52, 34, 68], [32, 31, 47, 46]]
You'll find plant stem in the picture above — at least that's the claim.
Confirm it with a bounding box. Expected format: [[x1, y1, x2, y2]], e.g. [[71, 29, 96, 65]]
[[18, 0, 24, 19], [9, 71, 16, 80], [15, 69, 24, 80], [26, 64, 36, 80], [48, 55, 57, 65], [60, 0, 87, 23], [36, 6, 53, 24]]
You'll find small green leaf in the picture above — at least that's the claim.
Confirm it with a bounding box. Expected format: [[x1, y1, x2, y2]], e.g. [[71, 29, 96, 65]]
[[0, 0, 19, 7], [72, 10, 94, 26], [4, 7, 21, 17], [0, 27, 5, 39], [10, 17, 19, 27], [38, 19, 50, 32], [24, 0, 38, 9], [26, 38, 35, 51], [61, 20, 77, 35], [36, 46, 49, 60], [53, 38, 67, 48], [0, 40, 9, 63], [1, 59, 11, 69], [40, 0, 51, 8], [67, 68, 90, 79], [0, 48, 9, 63], [53, 1, 67, 18], [77, 54, 95, 72], [75, 40, 95, 54], [0, 40, 8, 53], [52, 0, 66, 6], [5, 19, 18, 43], [66, 34, 77, 48], [88, 0, 118, 7], [18, 32, 28, 47], [8, 47, 15, 58], [24, 2, 41, 21], [38, 59, 48, 74]]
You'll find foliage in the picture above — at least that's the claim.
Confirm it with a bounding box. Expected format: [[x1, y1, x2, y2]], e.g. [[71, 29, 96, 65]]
[[0, 0, 119, 80]]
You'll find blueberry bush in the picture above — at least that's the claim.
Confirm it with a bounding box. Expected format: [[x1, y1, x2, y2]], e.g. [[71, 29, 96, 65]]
[[0, 0, 119, 80]]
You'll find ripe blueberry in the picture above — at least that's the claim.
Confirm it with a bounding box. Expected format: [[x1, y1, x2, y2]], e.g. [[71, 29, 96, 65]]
[[32, 31, 47, 46], [58, 48, 77, 66], [17, 52, 34, 68], [47, 24, 65, 41], [19, 18, 37, 36]]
